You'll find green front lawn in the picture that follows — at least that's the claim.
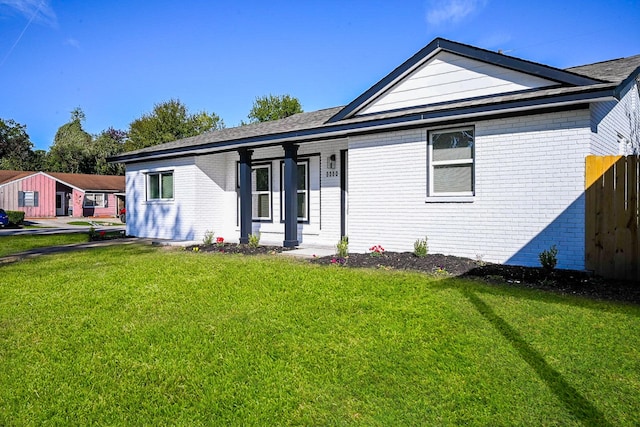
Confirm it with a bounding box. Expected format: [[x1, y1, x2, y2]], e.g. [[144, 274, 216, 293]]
[[0, 245, 638, 425], [0, 233, 89, 257]]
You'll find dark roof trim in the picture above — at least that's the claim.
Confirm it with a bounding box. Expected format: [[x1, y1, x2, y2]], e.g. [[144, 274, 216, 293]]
[[119, 103, 591, 166], [613, 65, 640, 99], [328, 38, 603, 123], [112, 87, 615, 164]]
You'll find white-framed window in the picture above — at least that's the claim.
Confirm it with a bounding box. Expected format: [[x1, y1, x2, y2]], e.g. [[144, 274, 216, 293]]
[[428, 127, 475, 197], [252, 164, 271, 221], [84, 193, 107, 208], [147, 171, 174, 201], [18, 191, 38, 207], [280, 160, 309, 222]]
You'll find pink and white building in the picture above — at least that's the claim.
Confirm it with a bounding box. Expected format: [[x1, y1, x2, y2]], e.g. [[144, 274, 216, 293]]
[[0, 171, 125, 218]]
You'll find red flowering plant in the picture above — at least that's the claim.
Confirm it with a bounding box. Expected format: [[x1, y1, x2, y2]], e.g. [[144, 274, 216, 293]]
[[216, 236, 225, 247], [369, 244, 385, 257], [330, 257, 347, 266]]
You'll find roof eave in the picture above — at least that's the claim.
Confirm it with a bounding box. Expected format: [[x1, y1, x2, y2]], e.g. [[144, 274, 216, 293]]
[[112, 88, 616, 165], [613, 65, 640, 99]]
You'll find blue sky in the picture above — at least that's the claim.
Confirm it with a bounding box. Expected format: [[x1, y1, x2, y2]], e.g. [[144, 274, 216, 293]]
[[1, 0, 639, 151]]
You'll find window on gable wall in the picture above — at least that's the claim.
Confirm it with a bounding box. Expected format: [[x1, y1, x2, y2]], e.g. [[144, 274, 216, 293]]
[[428, 127, 475, 197], [147, 171, 174, 200], [280, 160, 309, 222]]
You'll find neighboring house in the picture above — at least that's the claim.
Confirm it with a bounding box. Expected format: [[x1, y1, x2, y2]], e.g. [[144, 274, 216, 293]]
[[110, 38, 640, 270], [0, 171, 125, 218]]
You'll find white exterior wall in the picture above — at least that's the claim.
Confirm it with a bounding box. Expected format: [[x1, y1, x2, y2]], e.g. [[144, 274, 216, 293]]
[[126, 155, 232, 241], [347, 109, 592, 270], [126, 140, 347, 246], [591, 81, 640, 155]]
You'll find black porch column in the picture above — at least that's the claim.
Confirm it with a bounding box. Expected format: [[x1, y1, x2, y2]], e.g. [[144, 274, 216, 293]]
[[238, 148, 253, 244], [283, 143, 299, 247]]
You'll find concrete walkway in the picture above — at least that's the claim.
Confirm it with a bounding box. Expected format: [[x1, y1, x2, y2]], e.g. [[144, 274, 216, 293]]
[[0, 238, 153, 266], [0, 217, 125, 236]]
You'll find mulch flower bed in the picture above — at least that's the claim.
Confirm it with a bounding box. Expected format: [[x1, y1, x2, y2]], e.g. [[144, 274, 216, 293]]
[[188, 243, 285, 255], [189, 244, 639, 305], [89, 230, 127, 241]]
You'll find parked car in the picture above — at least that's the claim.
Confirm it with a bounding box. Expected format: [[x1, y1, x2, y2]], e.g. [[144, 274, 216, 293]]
[[0, 209, 9, 228]]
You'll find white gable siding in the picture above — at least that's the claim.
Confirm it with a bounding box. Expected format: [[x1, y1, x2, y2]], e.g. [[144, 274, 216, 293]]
[[359, 51, 556, 115], [347, 109, 591, 270], [590, 80, 640, 155]]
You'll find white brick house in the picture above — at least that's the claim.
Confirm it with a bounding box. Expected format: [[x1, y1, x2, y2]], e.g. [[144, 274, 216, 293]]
[[111, 38, 640, 271]]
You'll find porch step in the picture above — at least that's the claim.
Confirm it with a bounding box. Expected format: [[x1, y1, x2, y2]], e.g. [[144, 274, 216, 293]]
[[280, 246, 335, 259]]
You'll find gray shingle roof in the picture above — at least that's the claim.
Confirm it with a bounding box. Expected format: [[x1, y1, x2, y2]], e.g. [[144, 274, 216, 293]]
[[566, 54, 640, 83], [123, 106, 343, 158], [110, 45, 640, 164]]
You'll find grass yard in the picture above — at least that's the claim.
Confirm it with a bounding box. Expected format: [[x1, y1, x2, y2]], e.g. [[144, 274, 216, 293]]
[[0, 233, 89, 257], [0, 245, 638, 425]]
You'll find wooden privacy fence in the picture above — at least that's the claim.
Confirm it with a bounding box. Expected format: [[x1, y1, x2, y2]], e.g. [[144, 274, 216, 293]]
[[585, 155, 639, 281]]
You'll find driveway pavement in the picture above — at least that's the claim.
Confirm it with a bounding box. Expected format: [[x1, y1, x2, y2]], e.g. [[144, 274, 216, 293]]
[[0, 217, 125, 236]]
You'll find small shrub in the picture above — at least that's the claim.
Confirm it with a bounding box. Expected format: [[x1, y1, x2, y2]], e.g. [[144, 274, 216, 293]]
[[203, 230, 215, 246], [336, 236, 349, 258], [369, 244, 385, 257], [6, 210, 25, 226], [248, 232, 261, 248], [413, 237, 428, 257], [539, 245, 558, 272]]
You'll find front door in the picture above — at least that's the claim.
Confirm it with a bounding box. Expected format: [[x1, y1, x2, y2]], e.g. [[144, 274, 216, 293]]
[[56, 192, 66, 216]]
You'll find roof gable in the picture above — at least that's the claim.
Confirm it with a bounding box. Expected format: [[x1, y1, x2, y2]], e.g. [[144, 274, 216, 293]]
[[357, 51, 559, 116], [329, 38, 602, 122]]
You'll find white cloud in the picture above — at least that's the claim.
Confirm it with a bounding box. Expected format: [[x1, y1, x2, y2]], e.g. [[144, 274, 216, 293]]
[[0, 0, 57, 26], [426, 0, 487, 26], [65, 37, 80, 49]]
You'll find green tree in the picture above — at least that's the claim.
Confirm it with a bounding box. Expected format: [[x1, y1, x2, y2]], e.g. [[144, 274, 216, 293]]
[[47, 108, 93, 173], [125, 99, 224, 151], [91, 128, 126, 175], [30, 150, 48, 171], [0, 118, 35, 170], [247, 94, 303, 123]]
